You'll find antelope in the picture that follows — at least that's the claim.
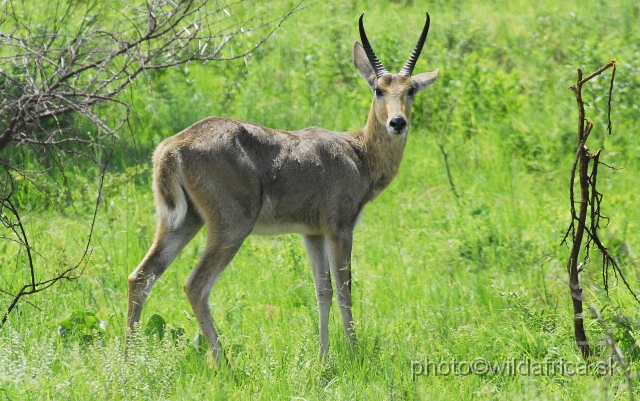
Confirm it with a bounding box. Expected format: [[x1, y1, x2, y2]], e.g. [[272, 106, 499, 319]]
[[126, 13, 439, 365]]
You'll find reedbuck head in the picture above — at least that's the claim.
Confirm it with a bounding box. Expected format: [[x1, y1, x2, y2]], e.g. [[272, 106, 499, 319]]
[[354, 13, 439, 136]]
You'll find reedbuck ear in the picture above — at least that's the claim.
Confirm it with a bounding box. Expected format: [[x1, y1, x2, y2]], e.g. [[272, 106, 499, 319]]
[[412, 68, 440, 93], [353, 41, 377, 89]]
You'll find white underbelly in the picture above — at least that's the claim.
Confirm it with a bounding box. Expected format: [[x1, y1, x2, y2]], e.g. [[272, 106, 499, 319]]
[[252, 194, 320, 236]]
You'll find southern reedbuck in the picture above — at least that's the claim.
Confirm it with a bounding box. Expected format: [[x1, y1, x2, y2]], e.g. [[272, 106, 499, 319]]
[[127, 13, 439, 364]]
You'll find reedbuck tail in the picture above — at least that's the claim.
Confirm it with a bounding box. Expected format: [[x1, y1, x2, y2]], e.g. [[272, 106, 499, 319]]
[[152, 144, 187, 230]]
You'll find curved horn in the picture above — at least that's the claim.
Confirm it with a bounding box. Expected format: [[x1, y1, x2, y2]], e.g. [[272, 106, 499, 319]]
[[399, 13, 431, 77], [359, 13, 388, 78]]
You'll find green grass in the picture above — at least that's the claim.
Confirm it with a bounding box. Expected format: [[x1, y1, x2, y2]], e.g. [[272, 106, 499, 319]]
[[2, 0, 640, 399]]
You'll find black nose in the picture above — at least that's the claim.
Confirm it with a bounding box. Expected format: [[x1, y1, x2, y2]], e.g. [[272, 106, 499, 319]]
[[389, 115, 407, 132]]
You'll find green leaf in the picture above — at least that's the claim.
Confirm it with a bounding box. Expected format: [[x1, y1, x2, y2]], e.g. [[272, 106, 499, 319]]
[[144, 314, 166, 340], [57, 310, 106, 342]]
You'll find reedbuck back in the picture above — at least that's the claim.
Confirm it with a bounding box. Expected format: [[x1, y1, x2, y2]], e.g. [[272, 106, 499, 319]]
[[127, 13, 439, 365]]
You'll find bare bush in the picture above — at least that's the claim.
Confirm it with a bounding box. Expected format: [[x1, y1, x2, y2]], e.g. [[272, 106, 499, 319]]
[[0, 0, 301, 326]]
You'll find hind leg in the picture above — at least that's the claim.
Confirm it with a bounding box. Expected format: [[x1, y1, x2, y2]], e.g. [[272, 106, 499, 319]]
[[183, 223, 254, 367], [127, 206, 203, 337]]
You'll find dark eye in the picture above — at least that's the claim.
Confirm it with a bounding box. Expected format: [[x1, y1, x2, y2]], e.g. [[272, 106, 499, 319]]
[[374, 89, 384, 97], [407, 87, 417, 96]]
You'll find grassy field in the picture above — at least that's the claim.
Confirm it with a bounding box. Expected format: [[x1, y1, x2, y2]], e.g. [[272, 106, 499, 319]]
[[2, 0, 640, 399]]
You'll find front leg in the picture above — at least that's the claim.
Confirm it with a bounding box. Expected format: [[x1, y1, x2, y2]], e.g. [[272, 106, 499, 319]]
[[303, 235, 333, 360], [327, 231, 356, 348]]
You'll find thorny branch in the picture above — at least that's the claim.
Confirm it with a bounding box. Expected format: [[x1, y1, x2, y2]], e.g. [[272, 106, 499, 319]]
[[0, 0, 302, 326]]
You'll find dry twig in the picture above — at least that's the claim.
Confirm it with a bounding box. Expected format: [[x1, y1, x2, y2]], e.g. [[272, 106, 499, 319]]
[[562, 59, 640, 359], [436, 103, 460, 198]]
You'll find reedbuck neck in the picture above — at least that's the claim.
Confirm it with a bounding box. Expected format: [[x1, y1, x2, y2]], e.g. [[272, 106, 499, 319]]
[[355, 85, 410, 196]]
